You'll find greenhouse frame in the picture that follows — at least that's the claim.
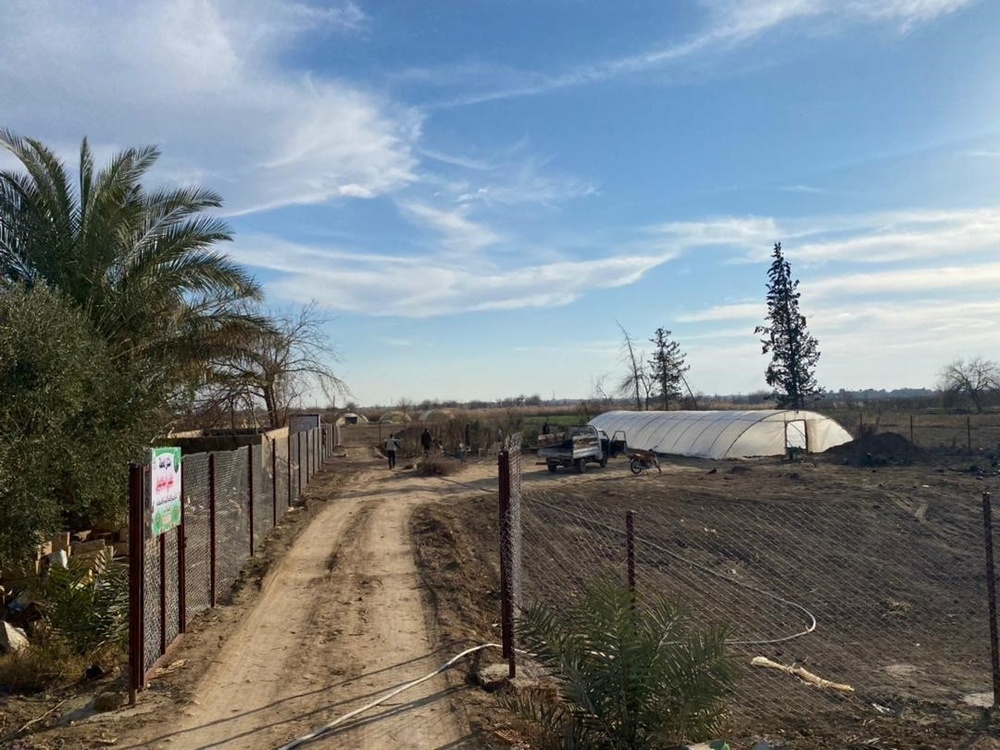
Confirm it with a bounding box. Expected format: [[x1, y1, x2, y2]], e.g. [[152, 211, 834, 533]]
[[588, 410, 853, 460]]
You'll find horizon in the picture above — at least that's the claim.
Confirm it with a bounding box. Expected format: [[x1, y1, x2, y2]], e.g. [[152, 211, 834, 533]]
[[3, 0, 998, 404]]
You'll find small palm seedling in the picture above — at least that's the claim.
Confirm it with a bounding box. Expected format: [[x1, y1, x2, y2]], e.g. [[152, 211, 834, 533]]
[[502, 582, 735, 749]]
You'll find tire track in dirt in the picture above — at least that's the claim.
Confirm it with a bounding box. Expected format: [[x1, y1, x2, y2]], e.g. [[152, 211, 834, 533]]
[[121, 465, 466, 750]]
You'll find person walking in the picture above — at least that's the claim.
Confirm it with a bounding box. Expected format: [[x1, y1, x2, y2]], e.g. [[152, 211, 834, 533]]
[[420, 428, 433, 454], [384, 433, 400, 470]]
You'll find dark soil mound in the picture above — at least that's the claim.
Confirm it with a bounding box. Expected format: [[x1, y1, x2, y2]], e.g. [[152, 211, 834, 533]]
[[824, 431, 927, 467]]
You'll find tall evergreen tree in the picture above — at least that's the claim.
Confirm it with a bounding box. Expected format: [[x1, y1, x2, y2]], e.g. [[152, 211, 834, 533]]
[[754, 243, 821, 409], [648, 328, 689, 410]]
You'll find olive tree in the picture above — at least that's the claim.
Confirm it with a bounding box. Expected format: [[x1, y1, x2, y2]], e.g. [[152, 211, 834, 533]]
[[0, 286, 149, 566]]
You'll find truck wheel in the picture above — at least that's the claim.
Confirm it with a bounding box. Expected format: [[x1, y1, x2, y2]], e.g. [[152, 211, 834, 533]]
[[547, 462, 558, 473], [630, 458, 643, 475], [575, 458, 586, 473], [599, 455, 608, 468]]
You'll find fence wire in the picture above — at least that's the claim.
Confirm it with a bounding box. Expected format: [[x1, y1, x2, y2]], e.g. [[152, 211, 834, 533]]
[[509, 456, 993, 744], [214, 446, 250, 597], [142, 534, 161, 672], [183, 453, 212, 622], [136, 428, 327, 683]]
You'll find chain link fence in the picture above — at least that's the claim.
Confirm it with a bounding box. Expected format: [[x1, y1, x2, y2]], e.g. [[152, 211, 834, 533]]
[[501, 452, 996, 745], [130, 425, 336, 693], [827, 409, 1000, 457]]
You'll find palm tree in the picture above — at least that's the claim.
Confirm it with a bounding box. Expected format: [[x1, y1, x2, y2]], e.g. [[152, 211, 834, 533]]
[[0, 130, 263, 382], [503, 583, 735, 749]]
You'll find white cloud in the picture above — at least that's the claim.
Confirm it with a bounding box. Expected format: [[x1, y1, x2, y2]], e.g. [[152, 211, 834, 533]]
[[399, 202, 502, 256], [804, 262, 1000, 298], [0, 0, 418, 215], [422, 0, 973, 106], [646, 206, 1000, 264], [677, 303, 764, 322], [231, 234, 675, 317]]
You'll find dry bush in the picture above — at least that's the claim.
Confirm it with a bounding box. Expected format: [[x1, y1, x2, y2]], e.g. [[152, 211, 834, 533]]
[[0, 638, 89, 693], [415, 456, 462, 477]]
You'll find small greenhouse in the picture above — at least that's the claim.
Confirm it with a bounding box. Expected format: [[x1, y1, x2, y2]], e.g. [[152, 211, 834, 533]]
[[588, 410, 853, 460]]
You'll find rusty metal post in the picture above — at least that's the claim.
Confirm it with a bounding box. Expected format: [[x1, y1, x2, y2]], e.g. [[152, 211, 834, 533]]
[[248, 444, 255, 558], [208, 453, 217, 608], [127, 463, 145, 704], [626, 510, 636, 594], [983, 491, 1000, 708], [969, 416, 973, 458], [498, 447, 516, 679], [178, 457, 187, 634], [909, 414, 914, 445], [287, 433, 293, 509], [158, 532, 166, 656], [271, 438, 278, 527], [858, 412, 864, 435], [298, 430, 304, 492]]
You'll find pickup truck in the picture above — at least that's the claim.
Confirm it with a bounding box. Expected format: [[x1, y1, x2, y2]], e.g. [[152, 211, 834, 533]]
[[538, 425, 613, 473]]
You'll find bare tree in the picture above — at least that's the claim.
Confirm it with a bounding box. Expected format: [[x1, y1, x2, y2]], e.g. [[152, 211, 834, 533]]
[[202, 302, 348, 429], [939, 357, 1000, 413], [617, 321, 647, 411]]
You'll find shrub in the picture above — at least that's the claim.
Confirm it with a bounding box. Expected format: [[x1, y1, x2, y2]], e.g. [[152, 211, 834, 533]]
[[503, 582, 735, 748], [0, 286, 150, 567]]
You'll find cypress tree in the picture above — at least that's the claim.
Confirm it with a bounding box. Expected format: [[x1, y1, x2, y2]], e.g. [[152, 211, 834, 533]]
[[754, 243, 821, 409]]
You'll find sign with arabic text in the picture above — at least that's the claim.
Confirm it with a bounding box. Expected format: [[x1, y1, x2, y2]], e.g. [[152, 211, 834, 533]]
[[150, 447, 182, 536]]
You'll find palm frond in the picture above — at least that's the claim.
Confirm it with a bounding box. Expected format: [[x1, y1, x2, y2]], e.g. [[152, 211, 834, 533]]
[[510, 582, 736, 748]]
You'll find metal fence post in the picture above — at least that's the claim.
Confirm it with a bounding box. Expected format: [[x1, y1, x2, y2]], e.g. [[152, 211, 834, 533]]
[[127, 463, 145, 704], [209, 453, 217, 608], [969, 416, 973, 457], [248, 444, 255, 558], [287, 433, 293, 508], [159, 532, 166, 656], [271, 437, 278, 527], [626, 510, 636, 594], [498, 447, 515, 679], [982, 491, 1000, 708], [178, 456, 187, 634], [909, 414, 914, 445], [298, 430, 304, 492]]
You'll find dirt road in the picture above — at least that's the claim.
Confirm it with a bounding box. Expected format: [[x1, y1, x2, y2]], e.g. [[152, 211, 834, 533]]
[[123, 455, 492, 749]]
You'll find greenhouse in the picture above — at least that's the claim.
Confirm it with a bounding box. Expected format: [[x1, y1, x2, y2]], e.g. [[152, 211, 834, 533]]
[[588, 410, 854, 460]]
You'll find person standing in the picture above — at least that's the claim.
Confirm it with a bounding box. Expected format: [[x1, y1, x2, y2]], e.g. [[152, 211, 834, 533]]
[[384, 433, 400, 470], [420, 428, 433, 454]]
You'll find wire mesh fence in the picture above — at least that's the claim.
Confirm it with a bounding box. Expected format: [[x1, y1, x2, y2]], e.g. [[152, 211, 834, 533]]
[[502, 453, 997, 744], [826, 409, 1000, 457], [183, 453, 212, 622], [131, 426, 330, 692]]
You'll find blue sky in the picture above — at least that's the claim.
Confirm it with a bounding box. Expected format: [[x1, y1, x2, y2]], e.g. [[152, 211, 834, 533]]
[[3, 0, 999, 405]]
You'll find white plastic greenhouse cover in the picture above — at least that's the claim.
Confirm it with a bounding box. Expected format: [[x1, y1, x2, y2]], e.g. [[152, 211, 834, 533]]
[[588, 410, 853, 459]]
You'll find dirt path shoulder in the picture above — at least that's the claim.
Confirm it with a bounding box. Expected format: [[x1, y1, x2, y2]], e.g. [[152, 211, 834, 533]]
[[31, 452, 501, 750]]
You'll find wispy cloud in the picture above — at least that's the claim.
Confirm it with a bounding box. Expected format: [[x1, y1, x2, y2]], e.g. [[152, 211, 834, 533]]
[[418, 0, 973, 107], [0, 0, 417, 216], [398, 201, 502, 255], [647, 206, 1000, 264], [231, 234, 675, 318], [677, 302, 763, 323]]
